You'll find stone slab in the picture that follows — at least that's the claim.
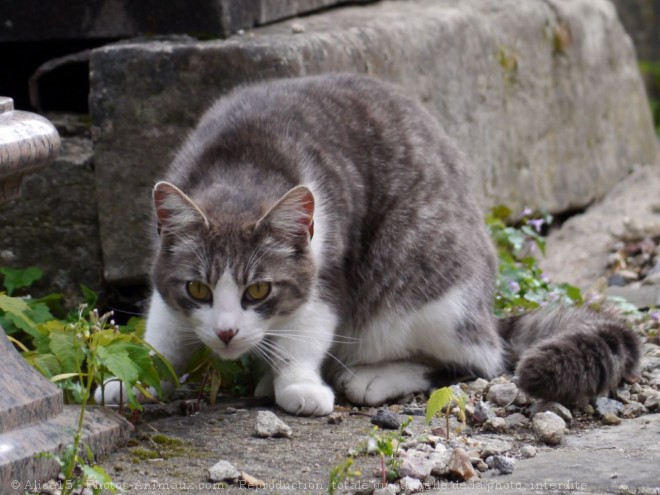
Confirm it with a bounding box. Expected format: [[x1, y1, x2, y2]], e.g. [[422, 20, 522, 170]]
[[90, 0, 659, 283], [0, 332, 62, 434], [541, 164, 660, 289], [0, 0, 374, 41], [430, 414, 660, 494], [0, 405, 133, 494]]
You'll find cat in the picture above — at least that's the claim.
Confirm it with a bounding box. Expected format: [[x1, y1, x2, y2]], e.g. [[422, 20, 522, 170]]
[[95, 73, 640, 416]]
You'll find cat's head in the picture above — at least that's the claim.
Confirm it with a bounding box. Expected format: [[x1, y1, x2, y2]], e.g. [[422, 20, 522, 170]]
[[150, 181, 316, 360]]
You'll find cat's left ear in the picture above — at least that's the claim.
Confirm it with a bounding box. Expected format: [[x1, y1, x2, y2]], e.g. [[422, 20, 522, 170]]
[[257, 185, 315, 243], [153, 181, 210, 235]]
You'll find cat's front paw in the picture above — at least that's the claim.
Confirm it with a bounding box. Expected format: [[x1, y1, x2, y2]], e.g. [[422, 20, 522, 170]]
[[94, 380, 129, 405], [275, 382, 334, 416], [93, 380, 168, 405]]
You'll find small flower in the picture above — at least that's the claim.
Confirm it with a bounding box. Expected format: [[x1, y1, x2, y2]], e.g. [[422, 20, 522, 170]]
[[540, 272, 550, 283], [527, 218, 545, 233], [650, 311, 660, 322], [521, 207, 533, 217], [508, 280, 521, 293]]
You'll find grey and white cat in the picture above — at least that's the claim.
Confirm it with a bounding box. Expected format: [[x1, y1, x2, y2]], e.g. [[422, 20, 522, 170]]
[[97, 73, 640, 416]]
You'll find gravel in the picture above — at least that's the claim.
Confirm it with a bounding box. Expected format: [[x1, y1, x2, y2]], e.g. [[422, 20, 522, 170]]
[[254, 410, 293, 438], [371, 409, 402, 430], [532, 411, 566, 445], [208, 460, 240, 482]]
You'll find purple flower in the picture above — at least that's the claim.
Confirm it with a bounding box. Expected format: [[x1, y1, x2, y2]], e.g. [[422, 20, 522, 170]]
[[541, 272, 550, 283], [651, 311, 660, 322], [508, 280, 521, 293], [521, 207, 533, 217], [527, 218, 545, 233]]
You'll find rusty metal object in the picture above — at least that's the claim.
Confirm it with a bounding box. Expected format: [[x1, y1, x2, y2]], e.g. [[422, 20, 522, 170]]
[[0, 97, 61, 203]]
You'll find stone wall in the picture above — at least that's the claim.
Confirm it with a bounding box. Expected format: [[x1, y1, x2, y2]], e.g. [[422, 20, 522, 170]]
[[89, 0, 659, 283], [0, 129, 103, 301]]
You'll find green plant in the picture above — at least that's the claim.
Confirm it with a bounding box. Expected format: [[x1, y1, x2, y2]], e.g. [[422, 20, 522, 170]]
[[0, 267, 177, 494], [425, 386, 467, 441], [639, 60, 660, 136], [487, 205, 582, 316], [363, 416, 412, 484], [328, 456, 361, 495]]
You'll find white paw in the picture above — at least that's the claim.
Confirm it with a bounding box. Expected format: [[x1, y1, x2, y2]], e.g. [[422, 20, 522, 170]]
[[337, 369, 393, 406], [336, 364, 431, 406], [275, 382, 334, 416], [94, 380, 168, 405], [94, 380, 130, 405]]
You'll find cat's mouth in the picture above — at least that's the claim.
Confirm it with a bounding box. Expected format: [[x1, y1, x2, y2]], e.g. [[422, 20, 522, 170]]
[[210, 341, 252, 361]]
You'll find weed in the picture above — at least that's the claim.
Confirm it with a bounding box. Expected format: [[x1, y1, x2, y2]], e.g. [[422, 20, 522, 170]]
[[425, 386, 468, 441], [0, 267, 177, 494]]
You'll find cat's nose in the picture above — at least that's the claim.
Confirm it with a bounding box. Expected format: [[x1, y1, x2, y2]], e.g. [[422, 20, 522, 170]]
[[216, 328, 238, 345]]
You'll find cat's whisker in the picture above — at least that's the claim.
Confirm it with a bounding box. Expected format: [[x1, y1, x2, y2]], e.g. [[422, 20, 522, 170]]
[[264, 329, 362, 345], [260, 334, 353, 376]]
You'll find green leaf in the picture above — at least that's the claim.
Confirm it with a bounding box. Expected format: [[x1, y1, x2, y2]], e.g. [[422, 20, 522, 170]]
[[0, 293, 36, 332], [80, 285, 98, 311], [81, 464, 116, 493], [31, 353, 62, 379], [96, 344, 140, 385], [0, 267, 43, 295], [425, 387, 453, 424], [49, 331, 84, 374]]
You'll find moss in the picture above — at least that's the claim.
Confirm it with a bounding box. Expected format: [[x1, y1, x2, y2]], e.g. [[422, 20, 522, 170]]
[[497, 47, 518, 86], [130, 447, 160, 461], [151, 434, 183, 446], [552, 24, 572, 55]]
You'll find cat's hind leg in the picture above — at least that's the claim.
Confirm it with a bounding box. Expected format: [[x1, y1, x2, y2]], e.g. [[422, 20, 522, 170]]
[[335, 362, 433, 406]]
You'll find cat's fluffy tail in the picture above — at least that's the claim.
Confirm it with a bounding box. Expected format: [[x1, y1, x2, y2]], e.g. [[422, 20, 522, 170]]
[[498, 306, 641, 404]]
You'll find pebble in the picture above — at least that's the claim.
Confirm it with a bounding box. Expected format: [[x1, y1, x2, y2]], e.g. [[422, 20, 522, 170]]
[[491, 455, 515, 475], [622, 402, 648, 418], [641, 356, 660, 373], [487, 382, 519, 406], [402, 405, 425, 416], [371, 409, 401, 430], [530, 400, 573, 425], [504, 412, 529, 430], [239, 472, 267, 488], [465, 378, 490, 395], [644, 392, 660, 411], [519, 445, 537, 458], [429, 447, 452, 477], [480, 439, 514, 458], [594, 397, 625, 417], [483, 416, 507, 432], [532, 411, 566, 445], [447, 447, 478, 481], [398, 450, 434, 480], [399, 476, 424, 494], [602, 413, 622, 425], [290, 22, 305, 33], [472, 401, 496, 423], [254, 410, 293, 438], [208, 460, 241, 482], [374, 484, 399, 495], [327, 412, 344, 425]]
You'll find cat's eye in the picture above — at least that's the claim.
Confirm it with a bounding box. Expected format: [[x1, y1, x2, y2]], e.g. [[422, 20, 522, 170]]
[[186, 280, 212, 303], [244, 282, 271, 302]]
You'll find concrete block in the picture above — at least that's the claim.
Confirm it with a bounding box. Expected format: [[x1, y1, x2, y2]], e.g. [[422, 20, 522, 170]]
[[0, 135, 103, 301], [89, 0, 660, 282], [0, 0, 374, 41]]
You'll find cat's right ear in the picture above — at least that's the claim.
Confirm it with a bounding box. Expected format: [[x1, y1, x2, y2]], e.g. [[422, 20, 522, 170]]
[[153, 181, 210, 235]]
